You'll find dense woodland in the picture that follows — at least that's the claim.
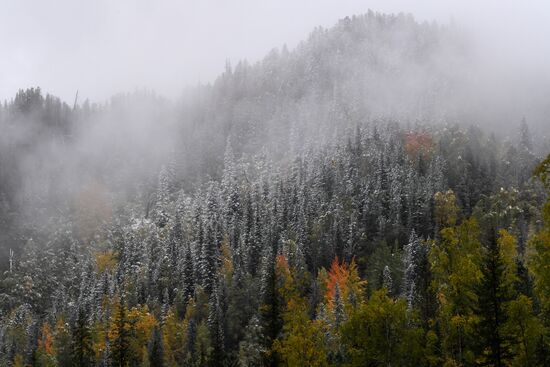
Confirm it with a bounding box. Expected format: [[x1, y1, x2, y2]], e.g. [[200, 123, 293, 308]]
[[1, 12, 550, 367]]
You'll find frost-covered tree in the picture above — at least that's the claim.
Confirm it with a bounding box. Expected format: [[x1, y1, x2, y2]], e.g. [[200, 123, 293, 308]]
[[382, 265, 393, 294], [238, 315, 265, 367], [402, 230, 422, 311]]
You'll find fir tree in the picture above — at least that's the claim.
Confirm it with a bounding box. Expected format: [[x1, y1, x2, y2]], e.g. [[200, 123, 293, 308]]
[[148, 326, 164, 367], [382, 265, 393, 294], [475, 229, 517, 366], [71, 309, 94, 367], [238, 315, 266, 367], [110, 298, 131, 367]]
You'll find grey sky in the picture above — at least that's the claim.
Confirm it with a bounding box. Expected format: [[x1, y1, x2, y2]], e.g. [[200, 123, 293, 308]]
[[1, 0, 549, 103]]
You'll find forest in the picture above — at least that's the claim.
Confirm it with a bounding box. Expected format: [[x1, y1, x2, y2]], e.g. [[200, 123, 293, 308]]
[[1, 12, 550, 367]]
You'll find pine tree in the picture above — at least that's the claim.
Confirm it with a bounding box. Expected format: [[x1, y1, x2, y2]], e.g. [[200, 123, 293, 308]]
[[161, 288, 170, 323], [475, 229, 517, 366], [238, 315, 266, 367], [332, 283, 345, 327], [258, 245, 280, 364], [182, 242, 195, 303], [402, 230, 421, 311], [194, 321, 212, 367], [199, 236, 217, 295], [109, 298, 131, 367], [155, 166, 171, 228], [382, 265, 393, 294], [167, 214, 184, 299], [53, 317, 72, 367], [148, 326, 164, 367], [147, 230, 165, 302], [71, 308, 94, 367], [207, 286, 225, 366]]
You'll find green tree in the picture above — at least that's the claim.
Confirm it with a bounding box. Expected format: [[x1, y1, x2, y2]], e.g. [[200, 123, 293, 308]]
[[194, 321, 212, 367], [504, 295, 545, 366], [35, 322, 56, 367], [430, 192, 483, 365], [162, 308, 186, 366], [272, 256, 328, 367], [475, 230, 517, 366], [531, 154, 550, 316], [528, 154, 550, 362], [238, 315, 266, 367], [72, 309, 95, 367], [341, 289, 422, 366], [12, 354, 25, 367], [53, 317, 73, 367], [109, 298, 131, 367], [148, 326, 164, 367]]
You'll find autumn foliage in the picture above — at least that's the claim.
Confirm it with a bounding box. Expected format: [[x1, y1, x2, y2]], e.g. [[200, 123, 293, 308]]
[[38, 322, 55, 356], [404, 132, 435, 159], [325, 257, 364, 310]]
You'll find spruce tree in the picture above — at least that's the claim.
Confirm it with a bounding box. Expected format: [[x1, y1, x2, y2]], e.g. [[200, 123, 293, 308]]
[[110, 298, 131, 367], [475, 229, 517, 366], [71, 309, 94, 367], [148, 326, 164, 367]]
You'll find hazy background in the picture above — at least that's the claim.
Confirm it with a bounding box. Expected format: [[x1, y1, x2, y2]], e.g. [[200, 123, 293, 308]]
[[1, 0, 550, 104]]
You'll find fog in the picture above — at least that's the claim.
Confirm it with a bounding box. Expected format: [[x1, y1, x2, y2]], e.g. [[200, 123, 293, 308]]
[[1, 2, 550, 258], [5, 4, 550, 364], [1, 1, 549, 103], [3, 3, 550, 362]]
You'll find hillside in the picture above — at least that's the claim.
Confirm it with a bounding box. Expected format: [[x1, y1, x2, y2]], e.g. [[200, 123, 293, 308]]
[[1, 12, 550, 367]]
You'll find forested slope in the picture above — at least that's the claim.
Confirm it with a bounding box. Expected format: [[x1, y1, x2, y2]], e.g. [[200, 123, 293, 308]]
[[0, 12, 549, 367]]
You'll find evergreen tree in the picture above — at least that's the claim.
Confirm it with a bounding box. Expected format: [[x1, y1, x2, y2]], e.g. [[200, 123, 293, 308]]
[[155, 165, 171, 228], [1, 60, 550, 367], [207, 286, 225, 366], [71, 309, 94, 367], [382, 265, 393, 294], [53, 317, 73, 367], [238, 315, 266, 367], [332, 283, 345, 329], [110, 298, 131, 367], [182, 242, 195, 303], [148, 326, 164, 367], [475, 230, 517, 366], [258, 245, 280, 365], [402, 230, 421, 311]]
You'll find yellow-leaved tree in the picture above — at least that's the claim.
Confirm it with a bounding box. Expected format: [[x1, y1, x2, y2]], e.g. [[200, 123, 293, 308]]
[[273, 255, 328, 367], [430, 191, 483, 366]]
